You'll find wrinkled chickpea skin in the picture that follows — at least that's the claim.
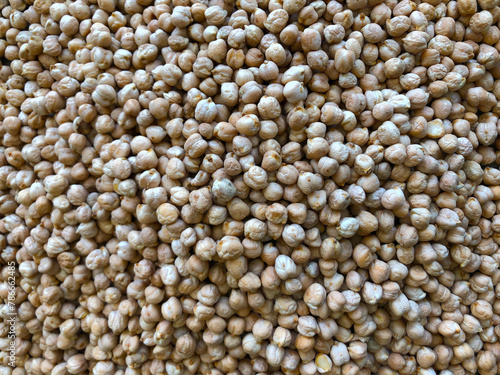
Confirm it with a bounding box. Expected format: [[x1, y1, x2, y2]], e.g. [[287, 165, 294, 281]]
[[3, 0, 500, 374]]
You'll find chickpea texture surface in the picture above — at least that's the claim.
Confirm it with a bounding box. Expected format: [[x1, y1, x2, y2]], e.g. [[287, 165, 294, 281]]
[[2, 0, 500, 374]]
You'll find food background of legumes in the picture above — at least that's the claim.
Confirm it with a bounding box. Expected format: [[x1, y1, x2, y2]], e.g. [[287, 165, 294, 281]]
[[1, 0, 500, 374]]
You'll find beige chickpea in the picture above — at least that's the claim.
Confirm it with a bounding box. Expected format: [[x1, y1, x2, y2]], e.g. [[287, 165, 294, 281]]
[[258, 96, 281, 119], [335, 49, 356, 74]]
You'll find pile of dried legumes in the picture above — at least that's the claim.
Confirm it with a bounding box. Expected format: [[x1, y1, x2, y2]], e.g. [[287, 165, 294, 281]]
[[3, 0, 500, 373]]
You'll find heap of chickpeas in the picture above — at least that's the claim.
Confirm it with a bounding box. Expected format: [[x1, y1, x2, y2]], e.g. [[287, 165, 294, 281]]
[[2, 0, 500, 373]]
